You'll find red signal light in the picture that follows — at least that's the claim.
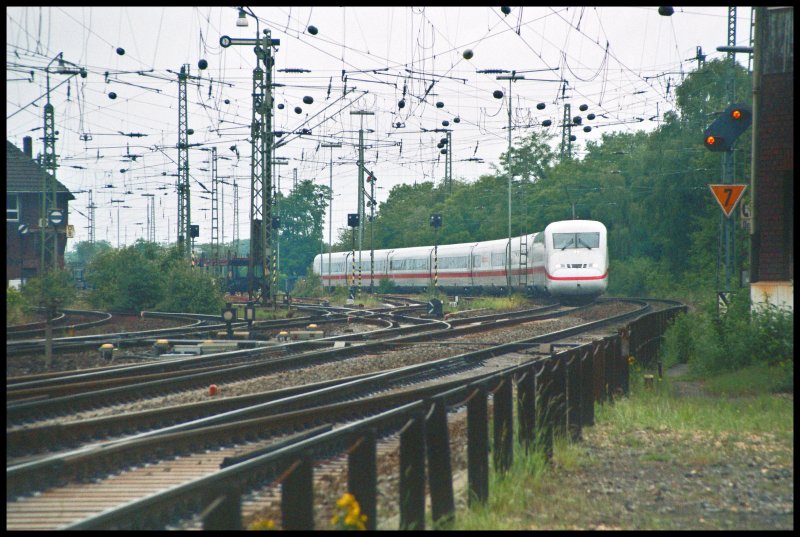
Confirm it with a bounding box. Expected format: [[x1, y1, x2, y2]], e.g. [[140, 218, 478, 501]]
[[731, 109, 742, 120], [706, 135, 717, 146]]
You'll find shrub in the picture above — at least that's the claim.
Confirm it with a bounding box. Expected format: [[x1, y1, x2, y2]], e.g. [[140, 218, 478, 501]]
[[661, 288, 794, 389], [6, 286, 27, 324], [21, 269, 77, 311], [377, 277, 396, 294], [291, 272, 323, 298], [156, 261, 225, 314]]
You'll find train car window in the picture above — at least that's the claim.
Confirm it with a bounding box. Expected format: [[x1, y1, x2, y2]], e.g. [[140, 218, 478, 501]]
[[390, 259, 406, 271], [491, 252, 505, 266], [553, 232, 600, 250], [472, 255, 481, 268], [577, 232, 600, 249], [410, 258, 429, 270], [375, 260, 385, 271], [553, 233, 576, 249], [439, 256, 468, 269]]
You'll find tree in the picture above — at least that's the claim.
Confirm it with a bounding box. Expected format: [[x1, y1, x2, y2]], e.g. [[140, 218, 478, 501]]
[[275, 180, 330, 283], [64, 240, 112, 266], [86, 246, 165, 311], [156, 261, 225, 314], [21, 269, 77, 367], [493, 130, 557, 183]]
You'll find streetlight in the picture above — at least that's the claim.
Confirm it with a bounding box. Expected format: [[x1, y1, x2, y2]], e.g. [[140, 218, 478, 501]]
[[41, 53, 86, 273], [220, 7, 281, 306], [321, 142, 341, 292]]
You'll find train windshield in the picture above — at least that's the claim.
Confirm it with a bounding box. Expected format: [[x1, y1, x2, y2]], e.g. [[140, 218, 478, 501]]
[[553, 232, 600, 250]]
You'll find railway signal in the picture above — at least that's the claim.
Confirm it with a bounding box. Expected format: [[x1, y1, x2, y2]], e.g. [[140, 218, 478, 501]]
[[703, 103, 752, 152]]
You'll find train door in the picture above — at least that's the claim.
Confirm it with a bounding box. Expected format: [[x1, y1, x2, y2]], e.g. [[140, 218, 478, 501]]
[[469, 243, 478, 288]]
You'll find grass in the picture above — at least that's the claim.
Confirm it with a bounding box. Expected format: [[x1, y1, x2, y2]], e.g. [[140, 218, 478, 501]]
[[450, 368, 794, 530], [704, 362, 794, 395]]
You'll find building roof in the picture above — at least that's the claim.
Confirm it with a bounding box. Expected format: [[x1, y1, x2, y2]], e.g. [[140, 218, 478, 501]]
[[6, 140, 75, 200]]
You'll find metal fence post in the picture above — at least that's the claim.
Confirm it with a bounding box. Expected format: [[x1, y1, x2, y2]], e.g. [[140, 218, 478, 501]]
[[515, 367, 535, 452], [536, 361, 554, 462], [493, 374, 513, 474], [281, 454, 314, 530], [201, 489, 242, 530], [399, 413, 426, 530], [580, 349, 594, 427], [593, 341, 605, 406], [348, 429, 377, 531], [467, 384, 489, 507], [553, 355, 567, 439], [566, 353, 582, 442], [425, 397, 455, 527]]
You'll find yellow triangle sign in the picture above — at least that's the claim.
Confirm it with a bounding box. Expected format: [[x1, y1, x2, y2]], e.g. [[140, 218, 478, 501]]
[[709, 184, 747, 217]]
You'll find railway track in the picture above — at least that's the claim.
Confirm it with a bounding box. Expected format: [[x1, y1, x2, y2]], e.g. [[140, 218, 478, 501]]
[[6, 309, 113, 340], [5, 301, 586, 427], [6, 298, 665, 530]]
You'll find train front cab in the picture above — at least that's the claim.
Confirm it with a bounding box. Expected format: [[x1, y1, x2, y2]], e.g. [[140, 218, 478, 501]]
[[544, 221, 608, 301]]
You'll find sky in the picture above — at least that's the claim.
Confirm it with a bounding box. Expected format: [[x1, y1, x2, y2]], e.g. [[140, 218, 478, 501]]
[[6, 6, 754, 251]]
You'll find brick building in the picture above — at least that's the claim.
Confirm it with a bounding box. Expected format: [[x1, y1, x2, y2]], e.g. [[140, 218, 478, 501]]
[[6, 137, 75, 286], [749, 7, 793, 311]]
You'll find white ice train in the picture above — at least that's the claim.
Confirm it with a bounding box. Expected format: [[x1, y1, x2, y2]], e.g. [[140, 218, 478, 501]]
[[312, 220, 608, 302]]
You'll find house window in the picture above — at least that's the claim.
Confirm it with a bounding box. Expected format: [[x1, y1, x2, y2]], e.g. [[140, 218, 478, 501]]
[[7, 194, 19, 221]]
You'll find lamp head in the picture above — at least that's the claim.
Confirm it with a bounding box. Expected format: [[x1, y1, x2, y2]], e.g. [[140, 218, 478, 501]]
[[236, 9, 249, 27]]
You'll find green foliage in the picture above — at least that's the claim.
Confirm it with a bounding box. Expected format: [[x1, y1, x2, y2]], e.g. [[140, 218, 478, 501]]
[[6, 286, 27, 324], [377, 277, 396, 294], [65, 240, 112, 265], [85, 243, 225, 313], [290, 271, 323, 298], [86, 247, 165, 311], [661, 290, 793, 391], [276, 179, 330, 281], [156, 261, 225, 314], [606, 256, 665, 297], [21, 269, 77, 310]]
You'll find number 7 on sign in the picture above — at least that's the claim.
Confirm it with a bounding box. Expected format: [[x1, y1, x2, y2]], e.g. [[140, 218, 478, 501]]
[[708, 184, 747, 218]]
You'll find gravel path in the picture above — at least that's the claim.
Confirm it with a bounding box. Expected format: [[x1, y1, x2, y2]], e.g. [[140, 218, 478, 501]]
[[510, 369, 794, 530]]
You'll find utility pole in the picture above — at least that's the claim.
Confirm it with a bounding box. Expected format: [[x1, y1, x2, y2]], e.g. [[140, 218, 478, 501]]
[[110, 199, 124, 248], [41, 53, 84, 273], [350, 110, 374, 295], [87, 189, 96, 244], [220, 13, 280, 305], [497, 72, 525, 295], [232, 178, 239, 250], [367, 173, 376, 293], [141, 193, 155, 242], [321, 142, 342, 290], [560, 103, 572, 160], [211, 146, 219, 263], [720, 7, 738, 306], [433, 128, 453, 193], [272, 158, 288, 301], [446, 130, 452, 193], [177, 64, 191, 261]]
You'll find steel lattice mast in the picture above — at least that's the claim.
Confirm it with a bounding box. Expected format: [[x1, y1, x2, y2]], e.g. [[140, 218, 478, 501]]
[[211, 147, 219, 261], [177, 64, 191, 260]]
